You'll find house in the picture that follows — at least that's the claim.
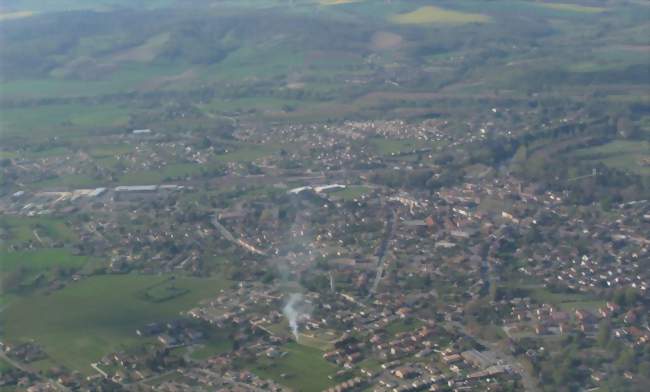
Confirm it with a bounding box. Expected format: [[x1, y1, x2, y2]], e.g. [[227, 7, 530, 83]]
[[393, 367, 419, 379]]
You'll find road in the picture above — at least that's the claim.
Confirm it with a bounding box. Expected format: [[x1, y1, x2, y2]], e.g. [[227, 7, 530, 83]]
[[211, 216, 266, 255], [0, 351, 70, 391], [368, 206, 398, 297]]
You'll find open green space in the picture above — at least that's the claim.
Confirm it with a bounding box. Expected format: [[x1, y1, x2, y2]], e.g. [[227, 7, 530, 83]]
[[0, 216, 76, 249], [538, 2, 606, 13], [371, 138, 427, 155], [573, 140, 650, 176], [1, 0, 176, 14], [88, 144, 133, 158], [119, 163, 205, 185], [32, 173, 102, 189], [329, 185, 371, 201], [385, 318, 423, 336], [188, 330, 234, 361], [1, 63, 187, 100], [214, 143, 283, 163], [0, 358, 13, 373], [525, 286, 604, 311], [0, 103, 131, 138], [390, 6, 490, 25], [0, 249, 88, 273], [246, 341, 337, 392], [1, 274, 229, 374]]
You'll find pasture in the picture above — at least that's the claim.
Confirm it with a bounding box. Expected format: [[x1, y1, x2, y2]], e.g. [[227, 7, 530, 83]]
[[1, 274, 229, 374], [573, 140, 650, 176], [539, 2, 605, 13], [214, 143, 283, 163], [390, 6, 490, 25], [0, 249, 88, 273], [0, 216, 76, 249], [0, 103, 130, 138], [247, 341, 337, 392]]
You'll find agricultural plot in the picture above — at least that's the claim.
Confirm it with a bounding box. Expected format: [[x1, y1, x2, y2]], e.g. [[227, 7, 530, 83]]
[[0, 103, 131, 138], [0, 249, 88, 273], [0, 216, 76, 249], [2, 274, 229, 374], [573, 140, 650, 176], [118, 163, 205, 185], [390, 6, 490, 25], [538, 2, 605, 13], [247, 341, 337, 392], [214, 143, 284, 163]]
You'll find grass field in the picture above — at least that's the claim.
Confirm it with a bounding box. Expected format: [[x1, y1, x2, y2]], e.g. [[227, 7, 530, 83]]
[[88, 144, 133, 158], [526, 287, 604, 310], [188, 330, 233, 360], [329, 185, 370, 201], [2, 0, 174, 13], [0, 216, 76, 249], [2, 274, 229, 374], [32, 174, 102, 189], [371, 138, 425, 155], [539, 2, 605, 13], [119, 163, 205, 185], [0, 249, 89, 273], [391, 6, 490, 25], [385, 318, 423, 336], [0, 103, 131, 138], [214, 143, 283, 163], [573, 140, 650, 176], [247, 341, 337, 392]]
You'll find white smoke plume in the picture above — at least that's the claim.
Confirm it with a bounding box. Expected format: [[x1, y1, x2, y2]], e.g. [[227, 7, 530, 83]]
[[282, 293, 312, 341]]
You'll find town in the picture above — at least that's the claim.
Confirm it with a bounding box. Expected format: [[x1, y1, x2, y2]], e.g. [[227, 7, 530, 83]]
[[1, 1, 649, 392]]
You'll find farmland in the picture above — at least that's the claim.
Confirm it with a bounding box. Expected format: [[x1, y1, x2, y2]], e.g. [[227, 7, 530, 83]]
[[390, 6, 490, 25], [573, 140, 650, 176], [0, 216, 76, 249], [2, 274, 229, 374], [0, 1, 649, 391], [539, 2, 606, 13], [246, 342, 337, 392]]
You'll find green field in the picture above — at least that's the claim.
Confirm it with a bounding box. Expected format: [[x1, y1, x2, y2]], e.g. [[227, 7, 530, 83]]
[[119, 163, 205, 185], [329, 185, 370, 201], [2, 274, 229, 374], [188, 330, 233, 360], [0, 216, 76, 249], [214, 143, 283, 163], [0, 249, 88, 273], [0, 103, 131, 138], [573, 140, 650, 176], [247, 341, 337, 392], [539, 2, 606, 13], [391, 6, 490, 25], [385, 318, 423, 336], [371, 138, 426, 155]]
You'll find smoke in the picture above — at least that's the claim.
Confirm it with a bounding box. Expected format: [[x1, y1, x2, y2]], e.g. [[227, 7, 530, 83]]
[[278, 197, 315, 342], [283, 293, 302, 341]]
